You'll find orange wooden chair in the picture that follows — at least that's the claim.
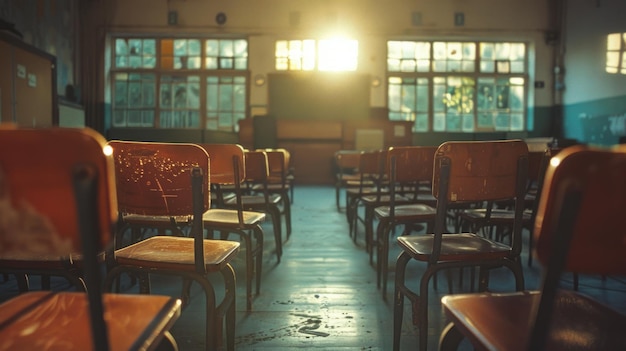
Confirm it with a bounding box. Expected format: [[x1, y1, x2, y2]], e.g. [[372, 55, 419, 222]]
[[439, 145, 626, 351], [373, 146, 438, 299], [200, 143, 265, 311], [224, 150, 284, 262], [0, 126, 182, 351], [392, 140, 528, 351], [105, 140, 240, 351], [455, 149, 552, 267]]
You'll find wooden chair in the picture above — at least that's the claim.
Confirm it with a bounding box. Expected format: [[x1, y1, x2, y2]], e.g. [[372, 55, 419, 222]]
[[373, 146, 438, 300], [455, 149, 553, 267], [223, 150, 284, 263], [252, 148, 292, 239], [393, 140, 528, 351], [439, 145, 626, 351], [200, 143, 265, 311], [0, 126, 181, 351], [104, 140, 240, 351], [346, 149, 391, 244], [334, 150, 363, 211]]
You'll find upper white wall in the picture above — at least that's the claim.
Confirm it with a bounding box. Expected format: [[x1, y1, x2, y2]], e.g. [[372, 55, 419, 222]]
[[562, 0, 626, 104], [103, 0, 556, 110]]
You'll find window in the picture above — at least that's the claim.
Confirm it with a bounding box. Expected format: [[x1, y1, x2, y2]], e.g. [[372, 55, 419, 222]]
[[275, 38, 358, 71], [606, 33, 626, 74], [111, 37, 248, 131], [387, 40, 527, 132]]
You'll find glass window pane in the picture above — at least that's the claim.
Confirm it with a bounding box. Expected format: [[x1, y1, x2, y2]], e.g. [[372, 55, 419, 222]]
[[188, 39, 201, 55], [415, 114, 428, 131], [511, 113, 524, 131], [478, 113, 494, 128], [494, 113, 510, 130], [113, 110, 126, 127], [462, 114, 475, 132], [116, 39, 128, 55], [206, 40, 219, 56], [220, 40, 234, 57], [143, 39, 156, 55], [433, 113, 445, 131]]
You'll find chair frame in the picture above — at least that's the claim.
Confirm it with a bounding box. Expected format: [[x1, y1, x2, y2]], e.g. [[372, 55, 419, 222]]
[[373, 146, 438, 299], [104, 140, 239, 351], [393, 140, 528, 351], [439, 145, 626, 351], [201, 143, 265, 311], [0, 127, 181, 351]]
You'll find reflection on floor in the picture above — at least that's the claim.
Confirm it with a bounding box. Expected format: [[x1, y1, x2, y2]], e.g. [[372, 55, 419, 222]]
[[1, 185, 625, 350]]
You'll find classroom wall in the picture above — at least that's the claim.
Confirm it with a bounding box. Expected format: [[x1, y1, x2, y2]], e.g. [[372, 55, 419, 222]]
[[561, 0, 626, 145], [101, 0, 556, 140]]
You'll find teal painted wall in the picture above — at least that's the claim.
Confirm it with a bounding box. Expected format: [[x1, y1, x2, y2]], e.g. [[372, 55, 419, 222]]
[[563, 95, 626, 146]]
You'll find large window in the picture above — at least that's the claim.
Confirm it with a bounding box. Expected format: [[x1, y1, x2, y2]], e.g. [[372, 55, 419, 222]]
[[275, 39, 358, 71], [387, 40, 527, 132], [111, 37, 248, 131], [606, 33, 626, 74]]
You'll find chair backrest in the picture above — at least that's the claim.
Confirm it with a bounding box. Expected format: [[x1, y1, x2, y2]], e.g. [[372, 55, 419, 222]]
[[263, 149, 288, 185], [433, 140, 529, 203], [530, 145, 626, 349], [335, 150, 361, 174], [0, 126, 117, 350], [431, 140, 528, 261], [534, 145, 626, 276], [108, 140, 210, 217], [244, 150, 269, 183], [387, 146, 437, 184], [0, 127, 117, 258], [200, 143, 245, 185], [358, 149, 386, 190]]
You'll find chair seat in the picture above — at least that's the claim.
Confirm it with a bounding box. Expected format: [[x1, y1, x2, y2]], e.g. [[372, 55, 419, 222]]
[[441, 290, 626, 351], [361, 194, 410, 206], [114, 236, 240, 272], [252, 183, 290, 192], [0, 291, 181, 351], [374, 203, 437, 220], [459, 208, 533, 223], [203, 208, 266, 227], [122, 214, 192, 227], [397, 233, 512, 261], [338, 174, 362, 183], [345, 186, 379, 195], [226, 194, 282, 206]]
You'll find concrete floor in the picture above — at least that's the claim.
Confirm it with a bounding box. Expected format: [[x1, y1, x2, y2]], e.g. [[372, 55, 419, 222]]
[[1, 185, 625, 350]]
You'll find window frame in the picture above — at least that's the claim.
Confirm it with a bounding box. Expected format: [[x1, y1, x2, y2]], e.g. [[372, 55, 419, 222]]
[[110, 36, 250, 131], [386, 40, 529, 133]]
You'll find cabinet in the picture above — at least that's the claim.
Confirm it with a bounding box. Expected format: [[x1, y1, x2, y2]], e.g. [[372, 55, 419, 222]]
[[0, 32, 58, 127]]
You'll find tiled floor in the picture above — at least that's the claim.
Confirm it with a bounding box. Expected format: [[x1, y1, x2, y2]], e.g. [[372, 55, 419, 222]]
[[1, 185, 625, 350]]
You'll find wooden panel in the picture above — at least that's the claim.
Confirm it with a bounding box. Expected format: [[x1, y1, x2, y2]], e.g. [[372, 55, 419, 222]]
[[277, 120, 342, 140], [278, 141, 342, 184]]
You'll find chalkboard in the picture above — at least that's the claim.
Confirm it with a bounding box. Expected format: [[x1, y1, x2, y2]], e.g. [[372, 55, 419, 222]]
[[268, 72, 370, 121]]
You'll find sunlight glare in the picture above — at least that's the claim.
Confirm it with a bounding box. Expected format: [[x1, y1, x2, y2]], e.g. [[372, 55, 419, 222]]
[[318, 37, 358, 72]]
